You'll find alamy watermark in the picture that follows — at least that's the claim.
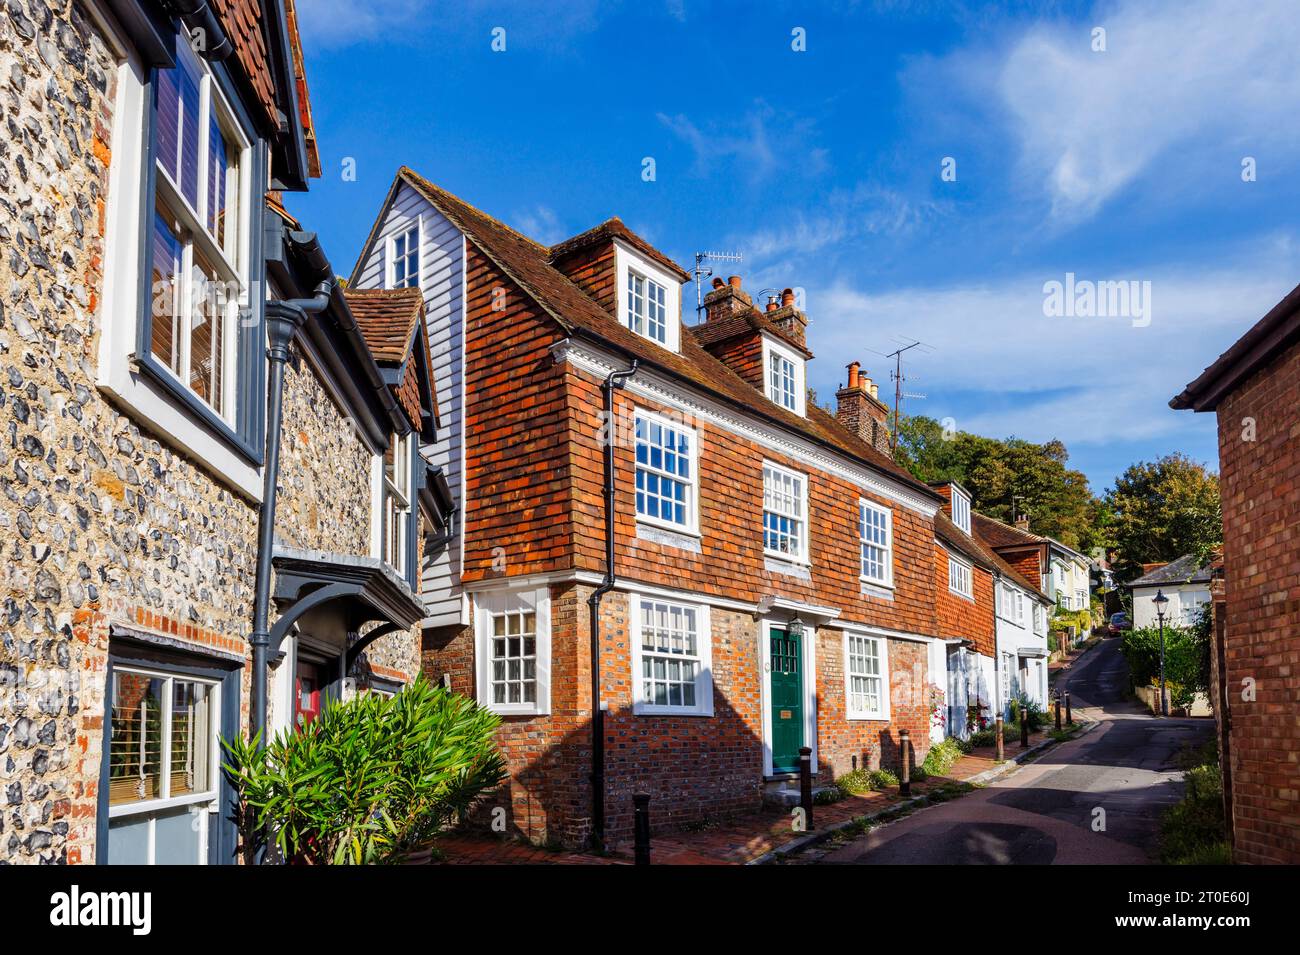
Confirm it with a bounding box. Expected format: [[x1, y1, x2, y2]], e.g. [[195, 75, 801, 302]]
[[1043, 272, 1152, 327]]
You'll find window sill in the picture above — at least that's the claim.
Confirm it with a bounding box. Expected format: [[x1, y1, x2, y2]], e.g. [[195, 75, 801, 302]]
[[98, 355, 263, 500], [860, 578, 895, 600], [632, 704, 714, 717], [846, 712, 889, 722], [950, 587, 975, 603], [635, 517, 701, 549], [482, 703, 550, 718], [134, 353, 262, 464], [765, 555, 811, 580]]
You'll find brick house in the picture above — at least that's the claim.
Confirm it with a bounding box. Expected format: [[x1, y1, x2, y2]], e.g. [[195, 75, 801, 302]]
[[0, 0, 446, 865], [1171, 280, 1300, 864], [350, 168, 1041, 849]]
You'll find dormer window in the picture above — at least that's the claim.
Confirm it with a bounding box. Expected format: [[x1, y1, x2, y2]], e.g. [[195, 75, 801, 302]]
[[627, 270, 667, 344], [951, 486, 971, 534], [615, 241, 681, 352], [762, 337, 806, 415]]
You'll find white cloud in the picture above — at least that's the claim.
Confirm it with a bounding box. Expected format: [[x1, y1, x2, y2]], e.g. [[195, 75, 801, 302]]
[[512, 206, 567, 246], [809, 241, 1300, 446], [658, 103, 828, 185], [932, 0, 1300, 222]]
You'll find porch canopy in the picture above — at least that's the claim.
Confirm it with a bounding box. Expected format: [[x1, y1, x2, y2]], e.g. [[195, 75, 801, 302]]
[[270, 545, 425, 667], [1017, 645, 1048, 659]]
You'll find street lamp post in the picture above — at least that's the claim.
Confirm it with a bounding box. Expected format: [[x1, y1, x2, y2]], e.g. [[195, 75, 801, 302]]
[[1153, 589, 1170, 716]]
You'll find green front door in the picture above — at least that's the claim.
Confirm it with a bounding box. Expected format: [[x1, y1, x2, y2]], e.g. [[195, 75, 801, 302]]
[[769, 627, 804, 773]]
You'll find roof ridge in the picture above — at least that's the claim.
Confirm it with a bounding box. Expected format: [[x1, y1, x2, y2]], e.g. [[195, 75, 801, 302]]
[[399, 166, 550, 253], [973, 509, 1044, 541]]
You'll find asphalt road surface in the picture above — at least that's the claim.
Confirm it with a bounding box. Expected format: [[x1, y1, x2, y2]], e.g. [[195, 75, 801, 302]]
[[811, 636, 1213, 864]]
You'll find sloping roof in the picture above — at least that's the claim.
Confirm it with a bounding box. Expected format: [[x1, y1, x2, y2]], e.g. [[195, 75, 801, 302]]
[[384, 167, 940, 504], [1126, 554, 1214, 588], [941, 513, 1050, 600], [689, 309, 814, 360], [283, 0, 321, 178], [1171, 280, 1300, 412], [548, 218, 690, 281], [971, 512, 1046, 549], [346, 287, 424, 363], [344, 287, 438, 430]]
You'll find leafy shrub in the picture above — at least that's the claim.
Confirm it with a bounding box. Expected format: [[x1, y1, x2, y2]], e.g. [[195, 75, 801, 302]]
[[223, 677, 505, 864], [920, 737, 966, 778], [1160, 746, 1230, 865], [835, 769, 872, 796], [1120, 620, 1209, 708], [1015, 696, 1047, 731], [835, 767, 900, 796], [815, 786, 845, 805]]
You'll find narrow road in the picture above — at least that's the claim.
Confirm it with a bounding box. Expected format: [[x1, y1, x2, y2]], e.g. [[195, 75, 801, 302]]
[[811, 636, 1213, 864]]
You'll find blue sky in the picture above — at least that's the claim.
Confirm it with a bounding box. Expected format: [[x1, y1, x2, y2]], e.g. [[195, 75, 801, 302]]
[[288, 0, 1300, 494]]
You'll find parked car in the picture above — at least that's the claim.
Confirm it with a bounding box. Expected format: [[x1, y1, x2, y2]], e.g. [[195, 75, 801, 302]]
[[1106, 612, 1132, 636]]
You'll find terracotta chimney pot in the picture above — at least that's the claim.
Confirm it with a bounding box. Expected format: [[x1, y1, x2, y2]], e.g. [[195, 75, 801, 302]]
[[728, 275, 743, 289], [781, 287, 795, 307], [711, 277, 725, 290], [766, 295, 779, 312], [847, 361, 860, 389]]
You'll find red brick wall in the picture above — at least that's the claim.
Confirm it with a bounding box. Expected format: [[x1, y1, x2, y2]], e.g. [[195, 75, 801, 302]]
[[1215, 335, 1300, 864], [816, 632, 930, 780]]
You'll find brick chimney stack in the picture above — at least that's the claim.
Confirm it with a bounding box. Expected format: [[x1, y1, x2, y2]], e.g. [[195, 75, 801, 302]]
[[703, 275, 752, 322], [1016, 515, 1031, 532], [765, 287, 808, 348], [836, 361, 892, 456]]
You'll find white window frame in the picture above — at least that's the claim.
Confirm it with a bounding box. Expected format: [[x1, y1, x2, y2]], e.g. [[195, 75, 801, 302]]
[[951, 487, 971, 534], [1000, 583, 1026, 626], [387, 220, 421, 290], [633, 409, 699, 535], [761, 335, 806, 416], [948, 553, 973, 599], [614, 241, 681, 352], [1033, 602, 1045, 635], [379, 431, 414, 577], [105, 665, 222, 865], [859, 498, 894, 587], [96, 23, 260, 496], [763, 461, 809, 564], [843, 631, 889, 721], [629, 594, 713, 716], [474, 586, 552, 716], [147, 41, 249, 425]]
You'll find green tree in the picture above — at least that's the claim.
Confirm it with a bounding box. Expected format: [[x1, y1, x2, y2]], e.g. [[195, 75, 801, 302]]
[[1103, 453, 1221, 581], [894, 415, 1098, 549]]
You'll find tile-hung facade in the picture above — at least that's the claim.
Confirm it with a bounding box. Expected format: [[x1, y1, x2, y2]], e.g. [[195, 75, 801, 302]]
[[0, 0, 447, 865], [1172, 280, 1300, 865], [350, 168, 1010, 849]]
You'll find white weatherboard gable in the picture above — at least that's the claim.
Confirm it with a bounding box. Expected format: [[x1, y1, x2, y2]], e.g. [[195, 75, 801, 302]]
[[353, 182, 467, 628]]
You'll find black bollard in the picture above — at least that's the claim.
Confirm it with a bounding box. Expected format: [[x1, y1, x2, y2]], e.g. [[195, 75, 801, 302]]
[[1021, 711, 1030, 748], [798, 746, 814, 830], [1055, 694, 1062, 731], [1065, 691, 1072, 725], [899, 729, 912, 797], [633, 793, 651, 866]]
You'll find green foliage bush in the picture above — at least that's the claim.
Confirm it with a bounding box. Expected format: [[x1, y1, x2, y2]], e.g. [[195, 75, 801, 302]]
[[920, 737, 966, 778], [223, 676, 506, 865], [835, 767, 901, 796], [1120, 618, 1210, 708], [1160, 745, 1230, 865]]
